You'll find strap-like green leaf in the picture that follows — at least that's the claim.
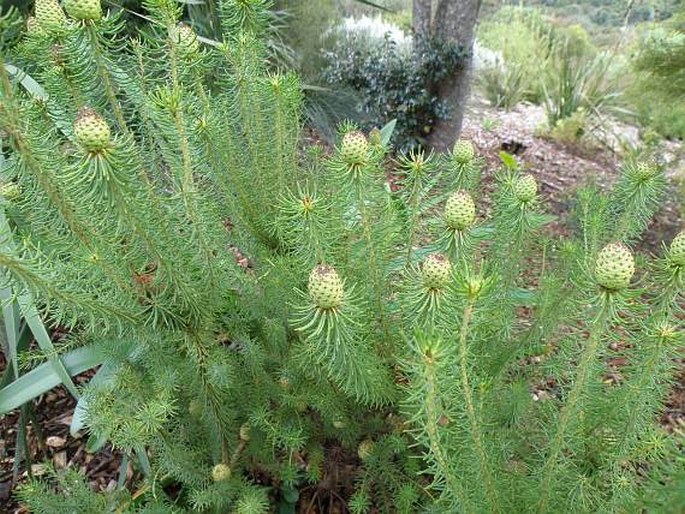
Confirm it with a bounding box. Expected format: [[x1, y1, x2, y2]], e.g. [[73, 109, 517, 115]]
[[3, 64, 47, 99], [0, 287, 20, 380], [17, 291, 80, 399], [0, 210, 80, 399], [0, 345, 104, 414], [380, 119, 397, 146]]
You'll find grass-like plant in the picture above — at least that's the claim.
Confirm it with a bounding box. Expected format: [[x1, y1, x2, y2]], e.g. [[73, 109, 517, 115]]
[[0, 1, 683, 513]]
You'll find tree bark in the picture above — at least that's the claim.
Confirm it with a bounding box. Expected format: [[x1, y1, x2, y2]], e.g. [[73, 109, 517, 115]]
[[412, 0, 432, 53], [413, 0, 483, 150]]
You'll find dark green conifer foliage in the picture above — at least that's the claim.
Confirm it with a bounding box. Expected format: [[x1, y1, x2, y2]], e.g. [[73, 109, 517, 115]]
[[0, 1, 683, 513]]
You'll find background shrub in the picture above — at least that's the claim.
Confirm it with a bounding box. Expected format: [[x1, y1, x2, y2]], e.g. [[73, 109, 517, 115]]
[[476, 7, 551, 107], [322, 31, 464, 149]]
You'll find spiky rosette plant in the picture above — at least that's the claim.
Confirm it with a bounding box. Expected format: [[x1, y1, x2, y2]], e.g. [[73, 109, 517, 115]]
[[398, 253, 458, 331], [357, 439, 375, 461], [274, 185, 338, 266], [607, 158, 667, 242], [396, 148, 439, 262], [436, 190, 478, 261], [326, 125, 386, 198], [212, 463, 232, 482], [290, 265, 393, 405], [0, 182, 21, 203], [634, 161, 658, 182], [445, 138, 482, 190], [421, 253, 451, 290]]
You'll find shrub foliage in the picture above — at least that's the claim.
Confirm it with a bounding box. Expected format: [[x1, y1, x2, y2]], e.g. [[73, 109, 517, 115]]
[[0, 1, 683, 512], [322, 32, 465, 150]]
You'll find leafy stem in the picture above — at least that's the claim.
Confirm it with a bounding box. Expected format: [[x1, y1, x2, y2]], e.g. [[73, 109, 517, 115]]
[[86, 25, 128, 134], [424, 353, 474, 512], [458, 300, 501, 513], [537, 300, 612, 512]]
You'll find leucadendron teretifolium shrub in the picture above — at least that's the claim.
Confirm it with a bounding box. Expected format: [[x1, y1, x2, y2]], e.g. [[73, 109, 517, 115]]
[[1, 1, 682, 512]]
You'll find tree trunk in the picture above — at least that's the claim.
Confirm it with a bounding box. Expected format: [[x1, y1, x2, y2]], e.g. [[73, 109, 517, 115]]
[[412, 0, 432, 53], [413, 0, 483, 150]]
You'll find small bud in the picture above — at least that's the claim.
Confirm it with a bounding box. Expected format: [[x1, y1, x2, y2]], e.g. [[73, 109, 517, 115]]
[[188, 400, 202, 417], [421, 254, 451, 290], [64, 0, 102, 21], [332, 420, 345, 429], [300, 195, 315, 213], [308, 265, 344, 309], [239, 423, 251, 442], [514, 174, 537, 203], [369, 128, 382, 146], [444, 191, 476, 231], [169, 23, 199, 57], [357, 439, 375, 461], [340, 131, 369, 166], [466, 276, 483, 299], [453, 139, 475, 164], [595, 242, 635, 291], [668, 230, 685, 267], [74, 107, 111, 152], [212, 463, 231, 482], [656, 321, 676, 341]]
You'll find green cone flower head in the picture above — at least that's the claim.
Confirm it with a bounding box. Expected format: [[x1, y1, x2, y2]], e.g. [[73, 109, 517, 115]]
[[308, 265, 344, 309], [444, 190, 476, 231], [64, 0, 102, 21], [212, 463, 232, 482], [514, 174, 538, 203], [0, 182, 21, 203], [422, 253, 451, 290], [74, 107, 111, 151], [357, 439, 375, 461], [27, 16, 43, 35], [595, 242, 635, 290], [169, 23, 199, 56], [668, 230, 685, 266], [453, 139, 475, 164], [35, 0, 67, 33], [634, 161, 657, 181], [340, 131, 369, 166]]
